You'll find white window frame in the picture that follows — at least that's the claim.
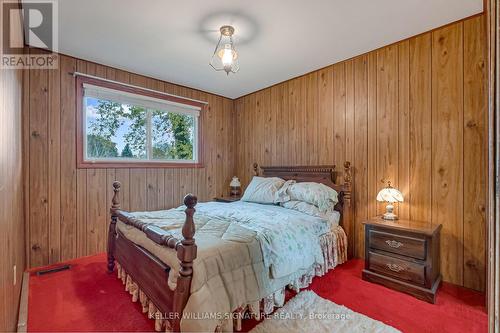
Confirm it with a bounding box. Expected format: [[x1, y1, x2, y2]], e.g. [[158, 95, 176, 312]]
[[79, 80, 202, 167]]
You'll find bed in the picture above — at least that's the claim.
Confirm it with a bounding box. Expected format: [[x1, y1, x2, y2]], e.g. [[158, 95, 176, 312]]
[[107, 163, 353, 332]]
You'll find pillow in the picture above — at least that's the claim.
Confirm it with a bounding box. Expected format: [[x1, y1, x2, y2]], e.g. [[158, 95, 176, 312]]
[[286, 182, 339, 213], [280, 200, 340, 227], [275, 179, 296, 203], [281, 200, 326, 216], [241, 176, 286, 204]]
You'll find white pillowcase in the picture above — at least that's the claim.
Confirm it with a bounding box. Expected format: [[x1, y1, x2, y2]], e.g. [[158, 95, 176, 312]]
[[280, 200, 340, 227], [275, 179, 296, 203], [241, 176, 286, 204], [285, 182, 339, 213]]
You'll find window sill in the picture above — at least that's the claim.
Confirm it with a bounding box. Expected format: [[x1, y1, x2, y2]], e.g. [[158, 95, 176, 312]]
[[77, 161, 204, 169]]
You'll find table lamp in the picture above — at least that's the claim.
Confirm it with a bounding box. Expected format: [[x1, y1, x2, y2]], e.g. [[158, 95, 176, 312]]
[[376, 181, 404, 220], [229, 176, 241, 197]]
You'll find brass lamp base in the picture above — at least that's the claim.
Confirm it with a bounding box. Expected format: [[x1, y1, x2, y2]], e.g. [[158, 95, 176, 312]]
[[230, 186, 241, 197], [382, 203, 398, 220], [382, 212, 399, 220]]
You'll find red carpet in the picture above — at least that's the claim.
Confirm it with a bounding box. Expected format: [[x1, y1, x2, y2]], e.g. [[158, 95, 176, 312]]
[[28, 254, 487, 332]]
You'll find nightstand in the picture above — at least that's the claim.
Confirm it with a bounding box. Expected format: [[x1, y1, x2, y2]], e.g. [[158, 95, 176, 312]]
[[214, 196, 241, 203], [362, 217, 442, 303]]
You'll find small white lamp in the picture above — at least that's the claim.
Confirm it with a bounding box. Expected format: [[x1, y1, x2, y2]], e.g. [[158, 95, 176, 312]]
[[229, 176, 241, 197], [376, 182, 404, 220]]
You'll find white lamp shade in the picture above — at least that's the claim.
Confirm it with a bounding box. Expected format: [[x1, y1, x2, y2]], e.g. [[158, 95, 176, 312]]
[[376, 187, 404, 203], [230, 176, 241, 187]]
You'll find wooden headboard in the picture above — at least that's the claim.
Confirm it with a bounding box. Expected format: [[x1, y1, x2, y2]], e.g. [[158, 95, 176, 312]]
[[253, 162, 353, 259]]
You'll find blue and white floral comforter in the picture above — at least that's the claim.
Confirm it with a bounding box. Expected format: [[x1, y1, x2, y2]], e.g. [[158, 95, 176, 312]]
[[190, 201, 330, 278], [117, 201, 343, 332]]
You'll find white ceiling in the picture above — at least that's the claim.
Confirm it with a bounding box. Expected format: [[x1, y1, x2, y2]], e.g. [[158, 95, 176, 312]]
[[40, 0, 482, 99]]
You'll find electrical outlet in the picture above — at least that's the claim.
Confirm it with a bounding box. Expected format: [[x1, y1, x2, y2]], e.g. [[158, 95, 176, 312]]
[[13, 265, 16, 286]]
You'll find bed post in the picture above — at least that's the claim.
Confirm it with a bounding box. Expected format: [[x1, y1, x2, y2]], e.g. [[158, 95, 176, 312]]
[[172, 194, 198, 332], [342, 161, 354, 259], [107, 181, 121, 273]]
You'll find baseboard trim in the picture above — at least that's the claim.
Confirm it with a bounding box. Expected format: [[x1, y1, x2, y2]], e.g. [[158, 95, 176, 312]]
[[17, 272, 29, 332]]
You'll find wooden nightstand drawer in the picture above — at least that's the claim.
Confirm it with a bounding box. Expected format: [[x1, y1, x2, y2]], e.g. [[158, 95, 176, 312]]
[[368, 251, 425, 285], [369, 230, 426, 260]]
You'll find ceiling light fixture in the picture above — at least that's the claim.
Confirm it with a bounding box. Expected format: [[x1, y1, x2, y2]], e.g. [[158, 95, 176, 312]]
[[210, 25, 239, 75]]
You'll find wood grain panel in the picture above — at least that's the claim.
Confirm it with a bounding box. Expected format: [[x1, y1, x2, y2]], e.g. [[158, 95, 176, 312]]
[[289, 78, 302, 164], [398, 41, 411, 220], [353, 55, 368, 258], [59, 56, 77, 261], [0, 0, 26, 328], [204, 94, 217, 198], [304, 72, 318, 165], [24, 54, 235, 267], [280, 83, 290, 167], [333, 62, 346, 182], [463, 16, 487, 291], [76, 169, 87, 257], [318, 67, 334, 164], [431, 22, 464, 285], [86, 169, 107, 254], [262, 89, 272, 166], [409, 33, 432, 223], [234, 16, 487, 290], [345, 60, 355, 173], [29, 66, 49, 267], [268, 86, 280, 165], [367, 52, 378, 220], [48, 63, 61, 263], [22, 52, 31, 271], [224, 97, 235, 191]]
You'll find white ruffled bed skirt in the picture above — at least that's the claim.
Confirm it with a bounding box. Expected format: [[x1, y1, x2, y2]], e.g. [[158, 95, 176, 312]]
[[115, 226, 348, 332]]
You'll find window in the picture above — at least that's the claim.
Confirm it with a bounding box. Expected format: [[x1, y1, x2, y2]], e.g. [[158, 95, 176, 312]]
[[76, 76, 204, 168]]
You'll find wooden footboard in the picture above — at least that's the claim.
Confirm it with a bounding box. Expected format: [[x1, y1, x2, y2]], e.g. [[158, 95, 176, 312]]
[[107, 181, 197, 332]]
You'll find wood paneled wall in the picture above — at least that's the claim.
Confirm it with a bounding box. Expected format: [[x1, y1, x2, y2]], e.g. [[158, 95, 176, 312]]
[[0, 5, 26, 330], [234, 15, 487, 291], [24, 53, 235, 268]]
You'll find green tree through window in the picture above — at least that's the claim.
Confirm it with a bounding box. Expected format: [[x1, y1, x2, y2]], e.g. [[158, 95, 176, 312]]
[[85, 96, 196, 162], [121, 143, 134, 158], [87, 134, 119, 158], [152, 111, 194, 160]]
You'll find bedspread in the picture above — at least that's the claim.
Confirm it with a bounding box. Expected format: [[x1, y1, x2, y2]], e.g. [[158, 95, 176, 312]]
[[117, 201, 345, 332]]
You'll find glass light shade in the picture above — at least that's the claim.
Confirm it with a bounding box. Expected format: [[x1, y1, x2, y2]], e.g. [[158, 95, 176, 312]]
[[376, 186, 404, 203], [210, 26, 240, 75], [218, 44, 237, 66]]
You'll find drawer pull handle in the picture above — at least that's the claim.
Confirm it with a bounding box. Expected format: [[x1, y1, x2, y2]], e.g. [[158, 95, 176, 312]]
[[385, 240, 403, 248], [386, 263, 406, 272]]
